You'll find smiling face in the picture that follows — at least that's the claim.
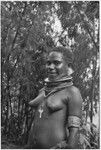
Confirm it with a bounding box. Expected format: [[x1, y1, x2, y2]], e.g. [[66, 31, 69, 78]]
[[46, 51, 68, 81]]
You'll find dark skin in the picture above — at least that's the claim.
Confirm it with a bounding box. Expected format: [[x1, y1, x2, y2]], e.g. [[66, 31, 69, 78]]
[[26, 51, 82, 149], [46, 51, 68, 81], [50, 82, 82, 149]]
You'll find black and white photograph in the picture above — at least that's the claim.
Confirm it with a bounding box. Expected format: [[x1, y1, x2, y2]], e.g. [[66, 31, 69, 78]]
[[1, 1, 100, 149]]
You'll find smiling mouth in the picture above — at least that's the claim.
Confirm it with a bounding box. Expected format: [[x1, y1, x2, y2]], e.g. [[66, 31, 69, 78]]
[[48, 72, 57, 75], [48, 71, 56, 73]]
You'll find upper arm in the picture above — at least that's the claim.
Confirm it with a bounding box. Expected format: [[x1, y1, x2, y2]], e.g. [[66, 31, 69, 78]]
[[68, 86, 83, 118]]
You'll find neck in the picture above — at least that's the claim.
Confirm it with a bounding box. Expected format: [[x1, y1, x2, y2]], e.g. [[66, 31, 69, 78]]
[[44, 75, 73, 96]]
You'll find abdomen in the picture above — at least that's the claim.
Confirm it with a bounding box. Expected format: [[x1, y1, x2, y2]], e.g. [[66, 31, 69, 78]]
[[30, 109, 68, 148]]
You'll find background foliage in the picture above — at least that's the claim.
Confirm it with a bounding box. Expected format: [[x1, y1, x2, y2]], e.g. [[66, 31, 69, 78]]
[[1, 1, 99, 149]]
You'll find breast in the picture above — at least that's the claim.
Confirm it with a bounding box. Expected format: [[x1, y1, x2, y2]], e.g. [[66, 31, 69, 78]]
[[46, 89, 69, 111], [28, 89, 69, 148]]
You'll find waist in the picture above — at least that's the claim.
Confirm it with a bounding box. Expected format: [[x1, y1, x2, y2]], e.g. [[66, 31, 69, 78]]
[[35, 131, 66, 148], [34, 123, 67, 147]]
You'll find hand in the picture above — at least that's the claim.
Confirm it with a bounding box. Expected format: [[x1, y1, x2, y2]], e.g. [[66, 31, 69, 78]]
[[50, 141, 69, 149]]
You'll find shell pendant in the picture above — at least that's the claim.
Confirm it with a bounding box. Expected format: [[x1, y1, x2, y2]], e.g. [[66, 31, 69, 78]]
[[38, 107, 44, 118]]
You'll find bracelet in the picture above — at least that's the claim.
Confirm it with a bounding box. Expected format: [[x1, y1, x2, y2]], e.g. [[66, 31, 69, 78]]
[[68, 116, 81, 128]]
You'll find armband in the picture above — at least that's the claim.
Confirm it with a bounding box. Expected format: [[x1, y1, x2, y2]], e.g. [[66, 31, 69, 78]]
[[68, 116, 81, 128]]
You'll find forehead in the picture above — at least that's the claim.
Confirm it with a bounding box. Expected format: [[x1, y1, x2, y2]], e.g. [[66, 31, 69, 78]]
[[47, 51, 63, 61]]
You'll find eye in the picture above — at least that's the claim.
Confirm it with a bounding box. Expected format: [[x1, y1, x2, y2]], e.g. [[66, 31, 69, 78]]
[[54, 61, 61, 65], [46, 61, 51, 66]]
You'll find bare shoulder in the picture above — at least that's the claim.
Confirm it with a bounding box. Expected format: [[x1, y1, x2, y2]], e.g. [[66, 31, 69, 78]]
[[66, 85, 83, 102], [67, 85, 81, 94]]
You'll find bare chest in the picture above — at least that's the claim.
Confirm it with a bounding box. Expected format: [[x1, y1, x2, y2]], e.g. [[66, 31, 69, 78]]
[[37, 90, 68, 119]]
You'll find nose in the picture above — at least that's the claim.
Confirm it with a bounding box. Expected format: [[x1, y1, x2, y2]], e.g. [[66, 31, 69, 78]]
[[48, 63, 55, 70]]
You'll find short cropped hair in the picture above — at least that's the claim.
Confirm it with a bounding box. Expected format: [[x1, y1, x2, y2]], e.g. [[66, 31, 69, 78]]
[[50, 46, 74, 64]]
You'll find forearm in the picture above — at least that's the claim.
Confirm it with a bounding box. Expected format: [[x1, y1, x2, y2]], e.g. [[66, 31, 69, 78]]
[[66, 116, 80, 148], [67, 127, 79, 149], [50, 128, 78, 149]]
